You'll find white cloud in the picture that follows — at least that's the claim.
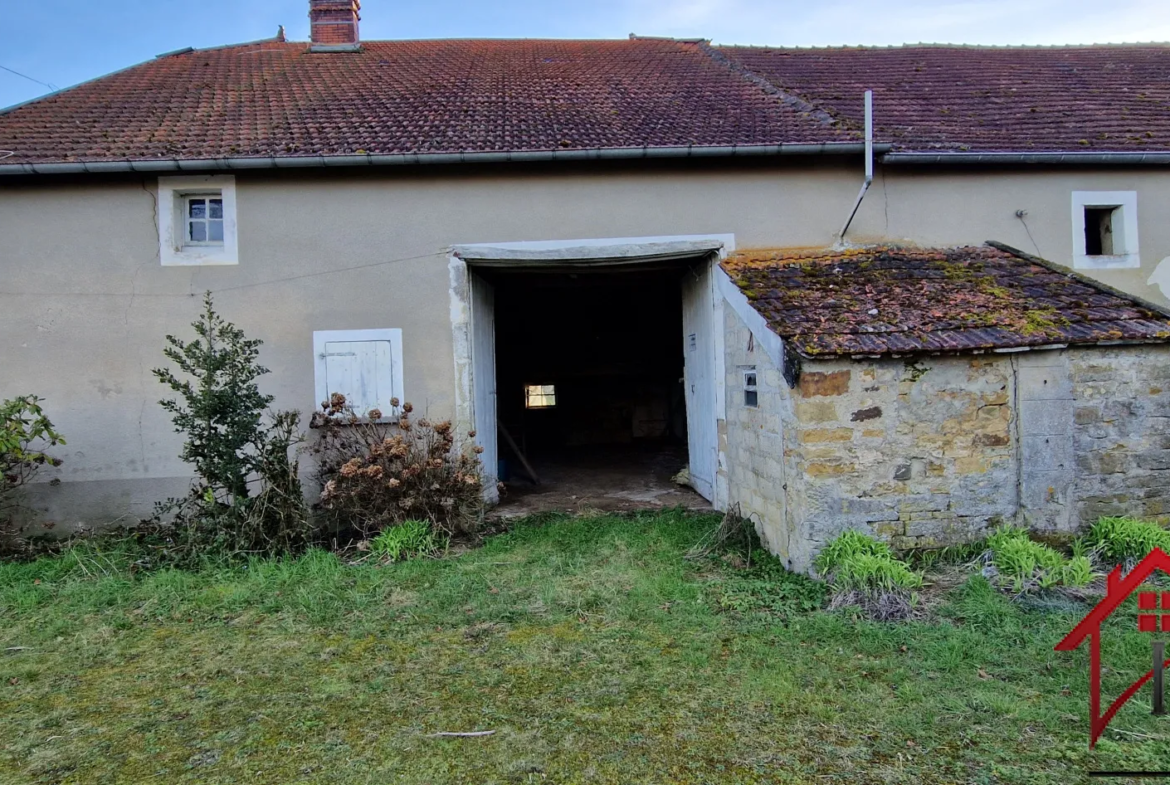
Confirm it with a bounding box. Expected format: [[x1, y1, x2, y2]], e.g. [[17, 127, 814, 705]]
[[618, 0, 1170, 46]]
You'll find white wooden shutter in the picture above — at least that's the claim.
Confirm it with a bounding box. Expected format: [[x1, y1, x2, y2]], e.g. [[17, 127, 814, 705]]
[[313, 329, 404, 419]]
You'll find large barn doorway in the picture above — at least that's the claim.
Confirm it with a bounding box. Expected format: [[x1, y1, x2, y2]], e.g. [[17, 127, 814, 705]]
[[462, 243, 722, 516]]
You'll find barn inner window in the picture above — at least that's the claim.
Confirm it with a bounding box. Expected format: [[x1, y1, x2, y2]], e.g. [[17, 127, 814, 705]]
[[525, 384, 557, 409], [1071, 191, 1139, 270], [742, 366, 758, 408]]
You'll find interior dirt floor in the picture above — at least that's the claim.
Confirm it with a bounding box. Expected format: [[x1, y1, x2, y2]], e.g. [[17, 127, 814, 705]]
[[491, 444, 712, 518]]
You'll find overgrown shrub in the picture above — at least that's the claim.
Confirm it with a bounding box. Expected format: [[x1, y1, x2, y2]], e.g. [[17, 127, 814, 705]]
[[815, 530, 921, 620], [1085, 516, 1170, 565], [686, 504, 758, 564], [310, 395, 485, 539], [368, 519, 443, 562], [1, 396, 65, 549], [148, 293, 311, 565], [983, 525, 1092, 594]]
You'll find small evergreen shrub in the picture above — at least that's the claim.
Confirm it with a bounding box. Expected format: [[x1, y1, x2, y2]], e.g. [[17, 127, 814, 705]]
[[148, 293, 311, 566], [984, 525, 1092, 593], [368, 519, 443, 562], [815, 530, 921, 620], [1, 395, 65, 550], [1085, 516, 1170, 565], [310, 396, 485, 539]]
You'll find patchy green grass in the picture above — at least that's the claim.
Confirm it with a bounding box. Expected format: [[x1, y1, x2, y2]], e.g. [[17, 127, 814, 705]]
[[1, 510, 1168, 783]]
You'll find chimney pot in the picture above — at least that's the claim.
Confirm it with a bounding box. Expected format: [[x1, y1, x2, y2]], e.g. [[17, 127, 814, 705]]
[[309, 0, 361, 51]]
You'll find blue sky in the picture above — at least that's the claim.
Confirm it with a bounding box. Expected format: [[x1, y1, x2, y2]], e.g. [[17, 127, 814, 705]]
[[3, 0, 1169, 109]]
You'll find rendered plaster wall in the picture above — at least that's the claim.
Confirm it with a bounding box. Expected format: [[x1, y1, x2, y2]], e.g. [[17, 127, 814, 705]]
[[6, 160, 1170, 533], [851, 168, 1170, 309]]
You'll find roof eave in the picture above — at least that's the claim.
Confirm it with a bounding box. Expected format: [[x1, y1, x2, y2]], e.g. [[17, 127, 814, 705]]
[[0, 142, 893, 177], [791, 335, 1170, 362], [882, 151, 1170, 166]]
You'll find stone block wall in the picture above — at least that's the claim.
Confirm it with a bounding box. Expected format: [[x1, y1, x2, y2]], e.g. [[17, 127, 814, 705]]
[[722, 305, 796, 563], [1070, 345, 1170, 524], [782, 354, 1018, 569], [722, 308, 1170, 573]]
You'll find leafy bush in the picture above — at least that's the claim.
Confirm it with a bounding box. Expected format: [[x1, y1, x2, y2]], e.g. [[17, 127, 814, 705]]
[[716, 552, 827, 618], [1, 395, 65, 544], [815, 530, 921, 620], [149, 293, 311, 565], [310, 396, 485, 539], [368, 519, 443, 562], [984, 525, 1092, 593], [1085, 516, 1170, 565], [815, 530, 922, 592], [1062, 554, 1094, 588], [905, 539, 989, 570]]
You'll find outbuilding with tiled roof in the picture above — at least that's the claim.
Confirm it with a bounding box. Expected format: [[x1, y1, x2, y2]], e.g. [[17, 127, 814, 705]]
[[719, 242, 1170, 570]]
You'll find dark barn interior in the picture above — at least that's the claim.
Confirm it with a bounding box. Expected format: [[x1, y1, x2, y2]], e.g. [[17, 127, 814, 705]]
[[481, 264, 708, 514]]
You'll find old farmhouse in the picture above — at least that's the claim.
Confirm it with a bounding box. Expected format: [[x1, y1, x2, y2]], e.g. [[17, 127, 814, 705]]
[[3, 1, 1170, 570]]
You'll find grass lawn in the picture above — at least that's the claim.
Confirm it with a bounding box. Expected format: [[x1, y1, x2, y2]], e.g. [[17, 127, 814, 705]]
[[2, 510, 1169, 784]]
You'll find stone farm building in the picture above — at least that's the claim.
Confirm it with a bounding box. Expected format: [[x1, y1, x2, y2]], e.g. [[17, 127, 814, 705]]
[[3, 1, 1170, 570]]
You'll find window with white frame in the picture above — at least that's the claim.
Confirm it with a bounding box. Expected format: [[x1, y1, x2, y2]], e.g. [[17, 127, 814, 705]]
[[183, 194, 225, 245], [741, 366, 758, 408], [158, 175, 239, 266], [1071, 191, 1139, 270], [313, 329, 404, 420], [525, 384, 556, 409]]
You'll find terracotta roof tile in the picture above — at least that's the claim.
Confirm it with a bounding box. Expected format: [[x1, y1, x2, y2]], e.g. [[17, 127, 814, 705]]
[[717, 44, 1170, 153], [0, 38, 853, 165], [722, 244, 1170, 358]]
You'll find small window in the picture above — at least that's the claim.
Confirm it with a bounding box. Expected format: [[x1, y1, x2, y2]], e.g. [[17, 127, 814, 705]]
[[1072, 191, 1139, 270], [1084, 206, 1116, 256], [159, 175, 238, 266], [184, 195, 226, 246], [525, 384, 556, 409], [742, 366, 758, 408]]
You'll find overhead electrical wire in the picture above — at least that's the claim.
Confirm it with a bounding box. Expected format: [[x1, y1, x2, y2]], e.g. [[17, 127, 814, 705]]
[[0, 63, 57, 92]]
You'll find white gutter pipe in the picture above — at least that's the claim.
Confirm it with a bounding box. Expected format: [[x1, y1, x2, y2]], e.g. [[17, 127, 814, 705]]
[[838, 90, 873, 242], [0, 141, 894, 177]]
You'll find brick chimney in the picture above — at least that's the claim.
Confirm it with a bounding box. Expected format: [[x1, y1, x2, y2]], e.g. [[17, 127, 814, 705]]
[[309, 0, 361, 50]]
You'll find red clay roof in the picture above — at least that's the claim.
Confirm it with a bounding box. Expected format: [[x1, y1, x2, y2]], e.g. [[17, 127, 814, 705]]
[[717, 44, 1170, 153], [723, 243, 1170, 358], [0, 38, 853, 166]]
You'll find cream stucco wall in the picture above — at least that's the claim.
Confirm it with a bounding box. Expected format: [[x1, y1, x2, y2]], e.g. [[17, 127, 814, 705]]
[[849, 167, 1170, 307], [2, 160, 1168, 529]]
